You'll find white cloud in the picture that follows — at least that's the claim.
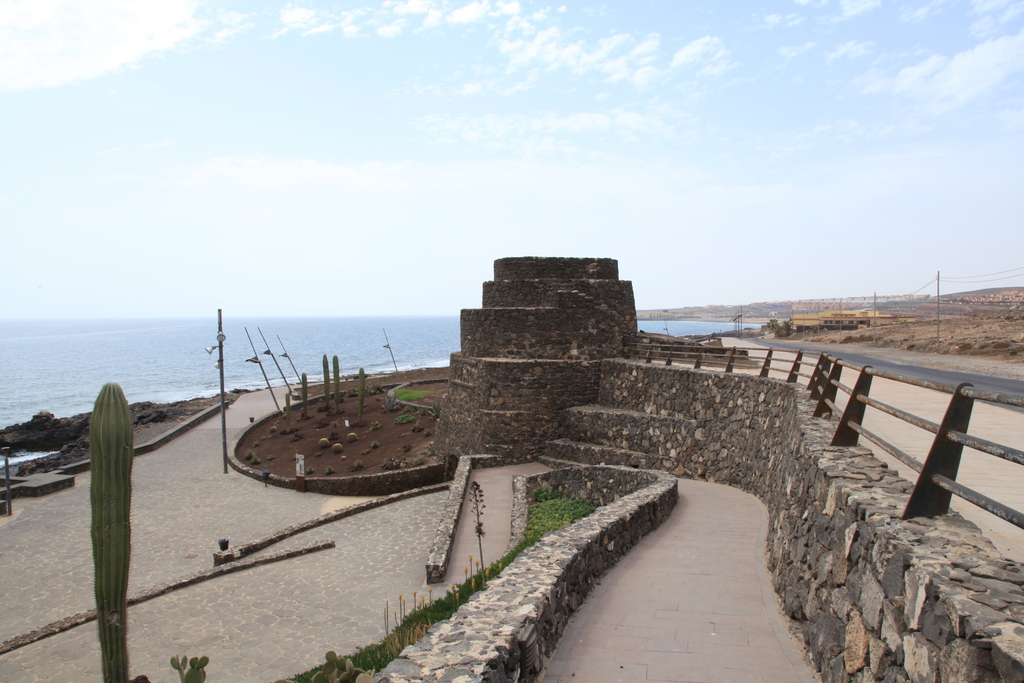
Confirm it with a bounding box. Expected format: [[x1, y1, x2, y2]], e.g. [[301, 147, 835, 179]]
[[378, 21, 404, 37], [899, 0, 953, 22], [780, 41, 817, 59], [497, 28, 665, 88], [449, 1, 490, 24], [859, 29, 1024, 113], [391, 0, 433, 14], [188, 156, 422, 192], [460, 81, 484, 95], [827, 39, 873, 61], [0, 0, 203, 92], [671, 36, 735, 77], [969, 0, 1024, 36], [840, 0, 883, 17], [999, 104, 1024, 128], [416, 108, 681, 149]]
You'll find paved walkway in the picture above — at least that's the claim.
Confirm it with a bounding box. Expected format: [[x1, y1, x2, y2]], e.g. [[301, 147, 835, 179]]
[[442, 463, 550, 587], [0, 388, 444, 682], [543, 479, 816, 683]]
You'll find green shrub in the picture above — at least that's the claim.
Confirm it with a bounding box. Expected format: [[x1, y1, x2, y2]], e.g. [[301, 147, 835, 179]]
[[326, 466, 335, 475], [524, 497, 595, 541], [354, 460, 364, 470], [305, 466, 315, 475], [532, 487, 563, 503], [394, 414, 416, 425]]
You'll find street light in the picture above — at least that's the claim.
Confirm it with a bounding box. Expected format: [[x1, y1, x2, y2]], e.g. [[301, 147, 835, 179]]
[[207, 310, 229, 474]]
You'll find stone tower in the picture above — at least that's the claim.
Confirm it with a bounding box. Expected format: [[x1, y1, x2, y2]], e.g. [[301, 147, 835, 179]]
[[433, 256, 636, 459]]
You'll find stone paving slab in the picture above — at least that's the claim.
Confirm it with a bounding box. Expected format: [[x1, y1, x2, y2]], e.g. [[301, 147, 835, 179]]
[[0, 388, 443, 682], [542, 479, 816, 683]]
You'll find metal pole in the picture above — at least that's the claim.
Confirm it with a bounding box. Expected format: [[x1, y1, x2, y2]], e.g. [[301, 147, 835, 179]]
[[873, 292, 877, 346], [383, 329, 399, 373], [277, 335, 302, 384], [2, 447, 11, 515], [217, 310, 228, 475], [245, 327, 281, 411], [257, 327, 293, 394], [936, 271, 941, 341]]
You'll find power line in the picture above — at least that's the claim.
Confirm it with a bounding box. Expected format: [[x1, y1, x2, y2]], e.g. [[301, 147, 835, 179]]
[[945, 265, 1024, 280], [943, 273, 1024, 285]]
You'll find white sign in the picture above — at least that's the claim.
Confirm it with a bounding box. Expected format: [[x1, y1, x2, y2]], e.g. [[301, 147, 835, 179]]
[[296, 453, 305, 477]]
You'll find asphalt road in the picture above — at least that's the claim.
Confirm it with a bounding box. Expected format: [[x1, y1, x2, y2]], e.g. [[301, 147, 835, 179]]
[[760, 340, 1024, 398]]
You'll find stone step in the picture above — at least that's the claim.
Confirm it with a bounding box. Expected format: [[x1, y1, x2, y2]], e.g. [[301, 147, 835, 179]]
[[561, 404, 700, 457], [545, 438, 664, 470], [14, 472, 76, 497]]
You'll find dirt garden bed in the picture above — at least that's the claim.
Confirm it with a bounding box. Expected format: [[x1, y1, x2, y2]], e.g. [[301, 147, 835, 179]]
[[236, 370, 449, 481]]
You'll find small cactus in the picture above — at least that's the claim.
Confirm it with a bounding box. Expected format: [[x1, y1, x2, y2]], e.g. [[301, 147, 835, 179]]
[[319, 437, 330, 448], [382, 394, 400, 413], [346, 433, 358, 443], [306, 466, 315, 475], [357, 368, 365, 422], [325, 466, 335, 475], [333, 355, 341, 411], [252, 455, 261, 465], [301, 373, 309, 418], [332, 443, 343, 453], [322, 355, 330, 410], [171, 654, 209, 683], [354, 459, 364, 470], [245, 450, 255, 461], [269, 425, 277, 434], [371, 441, 379, 449], [285, 393, 292, 430], [369, 421, 381, 431]]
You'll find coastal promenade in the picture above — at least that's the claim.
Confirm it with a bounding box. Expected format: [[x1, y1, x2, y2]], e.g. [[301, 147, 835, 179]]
[[0, 388, 443, 682]]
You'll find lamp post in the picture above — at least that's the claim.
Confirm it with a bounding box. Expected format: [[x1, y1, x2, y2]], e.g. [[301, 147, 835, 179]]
[[206, 310, 229, 474]]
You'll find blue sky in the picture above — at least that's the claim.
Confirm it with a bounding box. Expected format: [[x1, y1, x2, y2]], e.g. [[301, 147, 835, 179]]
[[2, 0, 1023, 318]]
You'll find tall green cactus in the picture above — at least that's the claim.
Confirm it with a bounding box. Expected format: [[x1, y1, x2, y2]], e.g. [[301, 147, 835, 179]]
[[285, 392, 292, 431], [301, 373, 309, 419], [332, 355, 341, 412], [357, 368, 365, 422], [90, 383, 134, 683], [322, 355, 330, 412]]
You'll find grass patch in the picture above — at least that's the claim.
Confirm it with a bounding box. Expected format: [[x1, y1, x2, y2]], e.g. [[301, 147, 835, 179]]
[[284, 494, 595, 681], [395, 388, 433, 401]]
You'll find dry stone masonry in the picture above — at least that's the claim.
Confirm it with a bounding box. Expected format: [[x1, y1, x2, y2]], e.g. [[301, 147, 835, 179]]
[[403, 256, 1024, 683], [432, 257, 636, 460]]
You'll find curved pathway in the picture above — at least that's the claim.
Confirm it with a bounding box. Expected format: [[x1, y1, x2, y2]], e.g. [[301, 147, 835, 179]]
[[543, 479, 816, 683], [0, 389, 443, 682]]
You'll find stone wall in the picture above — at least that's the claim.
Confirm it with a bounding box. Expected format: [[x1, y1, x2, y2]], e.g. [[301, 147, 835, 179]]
[[508, 462, 667, 551], [460, 305, 624, 360], [482, 279, 635, 327], [492, 256, 620, 281], [378, 469, 678, 683]]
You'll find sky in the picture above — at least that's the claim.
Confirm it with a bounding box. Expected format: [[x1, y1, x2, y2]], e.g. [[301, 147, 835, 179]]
[[2, 0, 1024, 318]]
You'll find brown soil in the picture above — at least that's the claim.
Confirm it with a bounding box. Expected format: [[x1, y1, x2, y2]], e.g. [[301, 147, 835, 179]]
[[240, 367, 449, 480]]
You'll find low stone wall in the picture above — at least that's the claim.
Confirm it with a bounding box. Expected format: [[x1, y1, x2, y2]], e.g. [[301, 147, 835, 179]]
[[509, 462, 666, 551], [424, 455, 516, 584], [379, 469, 678, 683]]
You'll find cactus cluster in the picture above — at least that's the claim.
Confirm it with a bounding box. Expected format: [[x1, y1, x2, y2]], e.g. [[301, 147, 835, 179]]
[[170, 654, 209, 683], [90, 383, 134, 683], [357, 368, 366, 422], [274, 651, 373, 683]]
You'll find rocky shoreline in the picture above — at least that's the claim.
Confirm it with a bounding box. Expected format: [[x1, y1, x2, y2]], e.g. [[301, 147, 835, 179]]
[[0, 392, 246, 476]]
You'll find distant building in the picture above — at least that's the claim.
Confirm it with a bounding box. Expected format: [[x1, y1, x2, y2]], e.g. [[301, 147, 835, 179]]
[[791, 310, 913, 332]]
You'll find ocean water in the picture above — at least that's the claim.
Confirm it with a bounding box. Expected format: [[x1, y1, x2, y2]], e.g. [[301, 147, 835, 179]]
[[1, 316, 756, 430], [0, 316, 460, 430], [637, 320, 758, 337]]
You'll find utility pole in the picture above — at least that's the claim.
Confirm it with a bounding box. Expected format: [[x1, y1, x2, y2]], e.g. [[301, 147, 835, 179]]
[[873, 292, 877, 346], [936, 271, 941, 341]]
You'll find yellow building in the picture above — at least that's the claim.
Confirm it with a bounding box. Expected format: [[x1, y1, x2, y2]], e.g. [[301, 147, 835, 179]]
[[791, 310, 912, 332]]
